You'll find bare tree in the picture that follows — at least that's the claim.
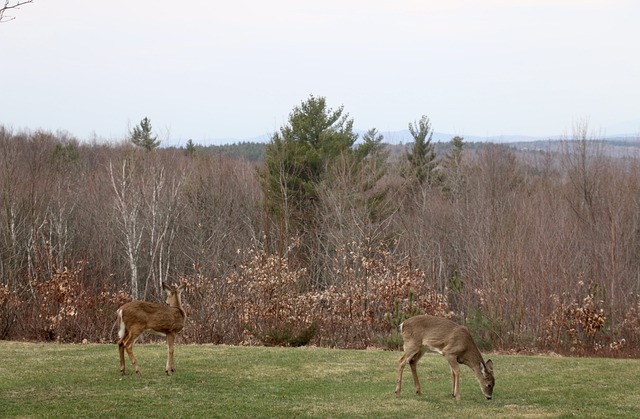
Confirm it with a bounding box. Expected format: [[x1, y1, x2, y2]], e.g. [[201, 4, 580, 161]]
[[316, 148, 397, 287], [0, 1, 33, 22], [141, 160, 185, 297], [110, 155, 144, 300], [0, 127, 25, 289]]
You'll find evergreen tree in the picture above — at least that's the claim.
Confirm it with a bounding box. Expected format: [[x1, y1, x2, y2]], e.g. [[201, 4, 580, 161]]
[[356, 128, 385, 161], [405, 115, 437, 185], [447, 135, 465, 166], [441, 136, 466, 199], [130, 117, 160, 151], [354, 128, 390, 222], [260, 95, 358, 230], [185, 139, 197, 157]]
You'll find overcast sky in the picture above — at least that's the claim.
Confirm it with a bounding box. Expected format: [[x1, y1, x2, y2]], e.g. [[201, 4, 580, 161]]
[[2, 0, 639, 144]]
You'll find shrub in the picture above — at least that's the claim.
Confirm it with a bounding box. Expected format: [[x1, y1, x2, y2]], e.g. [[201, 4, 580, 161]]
[[224, 248, 316, 346], [376, 290, 421, 350], [179, 273, 243, 344], [10, 264, 130, 342], [544, 281, 607, 354], [0, 284, 20, 339]]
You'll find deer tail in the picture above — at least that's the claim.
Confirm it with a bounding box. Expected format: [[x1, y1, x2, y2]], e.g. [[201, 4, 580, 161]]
[[116, 308, 126, 340]]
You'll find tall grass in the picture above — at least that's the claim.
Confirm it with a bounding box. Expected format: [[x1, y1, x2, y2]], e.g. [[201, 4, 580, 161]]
[[1, 341, 639, 418]]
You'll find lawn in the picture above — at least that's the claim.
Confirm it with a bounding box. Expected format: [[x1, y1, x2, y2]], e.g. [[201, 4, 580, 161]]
[[1, 341, 638, 418]]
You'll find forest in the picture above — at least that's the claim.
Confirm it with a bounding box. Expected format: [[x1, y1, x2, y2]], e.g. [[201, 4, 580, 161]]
[[1, 96, 640, 356]]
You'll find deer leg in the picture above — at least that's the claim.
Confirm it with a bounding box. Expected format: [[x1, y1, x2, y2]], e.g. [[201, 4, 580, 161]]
[[124, 343, 140, 375], [446, 355, 461, 400], [409, 351, 424, 396], [395, 348, 422, 396], [395, 353, 408, 396], [118, 336, 127, 375], [123, 330, 142, 375], [165, 334, 175, 375]]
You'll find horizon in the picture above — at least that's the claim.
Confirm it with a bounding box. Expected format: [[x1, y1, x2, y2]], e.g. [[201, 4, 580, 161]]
[[161, 127, 640, 148]]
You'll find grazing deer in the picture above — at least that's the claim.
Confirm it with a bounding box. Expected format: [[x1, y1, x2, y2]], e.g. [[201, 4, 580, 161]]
[[394, 315, 494, 400], [117, 282, 186, 376]]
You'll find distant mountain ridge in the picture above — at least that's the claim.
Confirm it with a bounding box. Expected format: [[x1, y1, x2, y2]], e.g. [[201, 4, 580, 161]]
[[188, 130, 640, 147], [355, 130, 550, 145], [165, 127, 640, 147]]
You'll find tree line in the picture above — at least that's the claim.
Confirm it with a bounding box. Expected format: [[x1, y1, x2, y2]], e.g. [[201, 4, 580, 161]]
[[1, 96, 640, 355]]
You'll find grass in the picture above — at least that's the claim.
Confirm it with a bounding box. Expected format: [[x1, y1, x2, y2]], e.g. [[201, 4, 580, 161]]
[[1, 341, 639, 418]]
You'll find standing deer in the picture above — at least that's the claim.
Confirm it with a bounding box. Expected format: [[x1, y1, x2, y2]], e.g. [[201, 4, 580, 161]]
[[116, 282, 186, 376], [394, 315, 494, 400]]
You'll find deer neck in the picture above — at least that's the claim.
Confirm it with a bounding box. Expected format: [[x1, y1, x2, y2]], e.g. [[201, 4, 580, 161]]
[[176, 306, 186, 320], [167, 296, 186, 320], [460, 345, 485, 372]]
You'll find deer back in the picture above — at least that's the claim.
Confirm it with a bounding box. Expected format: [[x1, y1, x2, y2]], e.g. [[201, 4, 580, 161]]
[[402, 315, 483, 364], [121, 300, 185, 335]]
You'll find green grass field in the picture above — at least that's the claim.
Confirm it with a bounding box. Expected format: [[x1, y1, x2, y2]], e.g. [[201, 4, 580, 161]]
[[1, 341, 638, 418]]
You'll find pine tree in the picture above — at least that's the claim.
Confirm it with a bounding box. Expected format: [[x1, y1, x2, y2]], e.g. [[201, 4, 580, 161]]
[[405, 115, 437, 185], [260, 95, 358, 230], [185, 139, 197, 157], [130, 117, 160, 151], [441, 136, 466, 199]]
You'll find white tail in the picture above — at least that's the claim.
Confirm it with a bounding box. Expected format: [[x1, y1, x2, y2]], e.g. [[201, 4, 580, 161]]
[[394, 315, 494, 400], [116, 282, 186, 376]]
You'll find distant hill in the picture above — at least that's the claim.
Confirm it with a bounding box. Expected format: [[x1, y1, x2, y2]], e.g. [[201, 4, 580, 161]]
[[166, 134, 640, 162], [164, 125, 640, 163], [162, 116, 640, 148], [363, 130, 546, 145], [183, 130, 638, 148]]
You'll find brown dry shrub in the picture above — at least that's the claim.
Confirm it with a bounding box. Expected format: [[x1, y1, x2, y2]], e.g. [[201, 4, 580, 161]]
[[224, 248, 314, 346], [179, 273, 243, 344], [616, 294, 640, 352], [0, 284, 21, 339], [543, 281, 607, 354], [217, 241, 449, 348], [307, 242, 449, 348], [20, 264, 130, 342]]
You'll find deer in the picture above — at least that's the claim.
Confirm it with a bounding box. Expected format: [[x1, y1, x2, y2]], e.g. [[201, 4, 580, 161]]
[[394, 315, 494, 400], [116, 282, 186, 376]]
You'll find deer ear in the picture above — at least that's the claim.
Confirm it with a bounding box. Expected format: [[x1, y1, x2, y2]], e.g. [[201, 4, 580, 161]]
[[162, 282, 170, 291], [485, 360, 493, 373], [480, 362, 487, 376]]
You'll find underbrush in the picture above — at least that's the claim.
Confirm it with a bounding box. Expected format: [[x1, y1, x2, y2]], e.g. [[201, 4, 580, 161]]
[[2, 241, 640, 356]]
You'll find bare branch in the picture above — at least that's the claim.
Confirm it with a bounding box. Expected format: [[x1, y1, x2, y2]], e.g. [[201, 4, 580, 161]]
[[0, 0, 33, 23]]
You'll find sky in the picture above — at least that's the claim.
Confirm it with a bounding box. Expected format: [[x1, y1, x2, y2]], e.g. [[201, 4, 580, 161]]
[[2, 0, 639, 145]]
